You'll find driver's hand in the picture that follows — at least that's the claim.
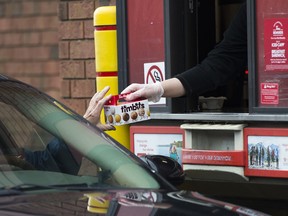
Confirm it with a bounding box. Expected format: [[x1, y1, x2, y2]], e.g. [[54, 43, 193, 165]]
[[84, 86, 115, 131]]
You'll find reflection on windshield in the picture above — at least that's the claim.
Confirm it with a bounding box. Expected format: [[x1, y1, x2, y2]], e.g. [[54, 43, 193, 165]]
[[85, 190, 171, 214], [0, 81, 160, 189]]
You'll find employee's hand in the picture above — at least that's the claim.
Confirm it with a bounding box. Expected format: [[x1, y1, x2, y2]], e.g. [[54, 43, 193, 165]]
[[84, 86, 115, 131], [121, 82, 164, 102]]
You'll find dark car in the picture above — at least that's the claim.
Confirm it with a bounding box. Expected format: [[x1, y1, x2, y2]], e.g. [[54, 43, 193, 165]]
[[0, 74, 268, 215]]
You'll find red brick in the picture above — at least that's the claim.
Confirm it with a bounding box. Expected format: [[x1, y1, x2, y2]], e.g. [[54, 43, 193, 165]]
[[22, 1, 37, 16], [39, 1, 58, 15], [19, 75, 60, 98], [4, 62, 23, 74], [109, 0, 116, 6], [61, 98, 86, 115], [0, 48, 12, 61], [70, 40, 95, 59], [0, 18, 12, 32], [31, 47, 51, 60], [59, 21, 84, 39], [22, 62, 42, 74], [42, 76, 61, 91], [85, 60, 96, 78], [84, 19, 94, 39], [50, 45, 59, 60], [42, 31, 58, 45], [22, 32, 41, 45], [61, 79, 71, 98], [5, 1, 22, 17], [59, 2, 68, 21], [60, 60, 85, 78], [71, 79, 95, 98], [11, 47, 49, 61], [3, 33, 22, 46], [68, 1, 95, 20], [0, 64, 5, 75], [0, 33, 3, 46], [48, 15, 60, 29], [34, 16, 59, 30], [11, 47, 31, 60], [59, 41, 70, 59], [94, 1, 101, 8], [43, 61, 59, 76], [12, 17, 35, 31]]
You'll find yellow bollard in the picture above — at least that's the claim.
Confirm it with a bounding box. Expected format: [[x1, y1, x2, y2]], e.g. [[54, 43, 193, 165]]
[[94, 6, 130, 149]]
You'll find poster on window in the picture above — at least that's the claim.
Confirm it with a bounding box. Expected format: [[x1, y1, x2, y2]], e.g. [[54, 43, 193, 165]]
[[264, 18, 288, 72], [260, 82, 279, 105], [247, 136, 285, 170], [130, 126, 184, 165], [245, 127, 288, 178]]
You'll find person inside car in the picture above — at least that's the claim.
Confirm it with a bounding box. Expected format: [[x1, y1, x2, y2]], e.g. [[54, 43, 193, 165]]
[[18, 86, 115, 174]]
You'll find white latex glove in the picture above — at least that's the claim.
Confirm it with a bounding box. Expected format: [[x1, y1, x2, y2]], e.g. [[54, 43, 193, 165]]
[[83, 86, 115, 131], [121, 82, 164, 103]]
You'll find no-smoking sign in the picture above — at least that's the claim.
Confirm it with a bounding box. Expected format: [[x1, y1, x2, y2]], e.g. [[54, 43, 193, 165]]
[[143, 62, 166, 105], [144, 62, 165, 84]]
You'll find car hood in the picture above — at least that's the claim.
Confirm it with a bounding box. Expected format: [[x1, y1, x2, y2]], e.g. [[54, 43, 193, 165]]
[[0, 189, 268, 216]]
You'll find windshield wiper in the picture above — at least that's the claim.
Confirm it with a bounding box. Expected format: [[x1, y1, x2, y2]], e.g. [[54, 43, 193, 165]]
[[0, 184, 51, 195], [0, 182, 115, 195], [0, 183, 89, 194], [0, 188, 23, 196]]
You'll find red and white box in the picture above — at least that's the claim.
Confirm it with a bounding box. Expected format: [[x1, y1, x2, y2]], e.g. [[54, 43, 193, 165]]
[[104, 94, 151, 125]]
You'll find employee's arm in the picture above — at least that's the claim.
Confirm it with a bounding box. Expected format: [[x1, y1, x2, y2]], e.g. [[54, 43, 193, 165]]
[[161, 78, 186, 97]]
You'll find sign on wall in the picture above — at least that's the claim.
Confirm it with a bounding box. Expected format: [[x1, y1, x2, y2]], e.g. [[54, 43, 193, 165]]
[[264, 18, 288, 72], [144, 62, 166, 105]]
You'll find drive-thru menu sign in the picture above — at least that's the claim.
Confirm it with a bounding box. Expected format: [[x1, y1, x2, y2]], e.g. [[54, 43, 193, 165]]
[[264, 18, 288, 71]]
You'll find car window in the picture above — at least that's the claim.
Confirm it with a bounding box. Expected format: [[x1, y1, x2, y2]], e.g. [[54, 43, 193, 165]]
[[0, 81, 161, 189]]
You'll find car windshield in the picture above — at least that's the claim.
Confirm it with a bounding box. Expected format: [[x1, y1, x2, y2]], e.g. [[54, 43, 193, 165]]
[[0, 79, 162, 191]]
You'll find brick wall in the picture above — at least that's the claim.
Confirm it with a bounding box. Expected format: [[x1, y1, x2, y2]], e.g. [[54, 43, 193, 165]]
[[0, 0, 60, 99], [0, 0, 116, 115], [58, 0, 116, 115]]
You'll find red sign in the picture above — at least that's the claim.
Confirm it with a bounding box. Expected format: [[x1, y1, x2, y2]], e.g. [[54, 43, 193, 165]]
[[260, 83, 279, 105], [182, 149, 245, 166], [264, 18, 288, 71]]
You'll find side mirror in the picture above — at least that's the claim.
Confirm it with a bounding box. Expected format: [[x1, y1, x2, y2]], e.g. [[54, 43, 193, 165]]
[[140, 155, 185, 186]]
